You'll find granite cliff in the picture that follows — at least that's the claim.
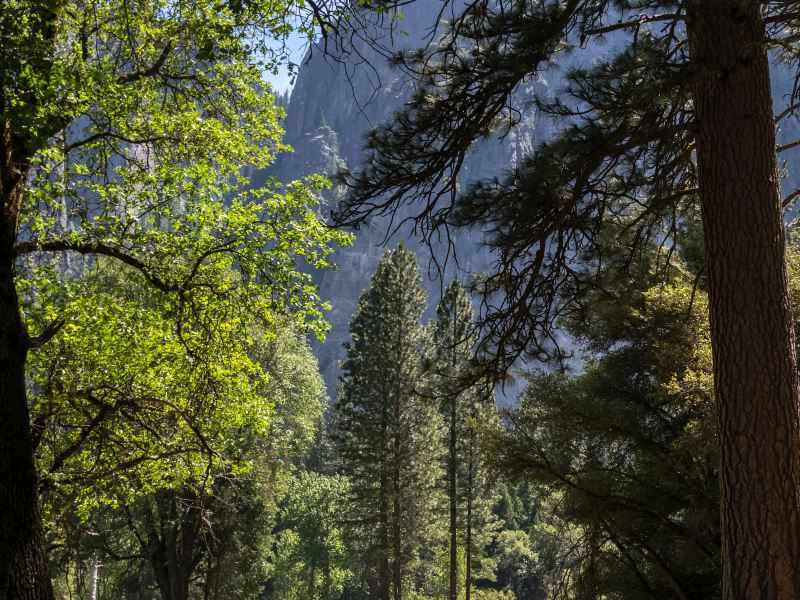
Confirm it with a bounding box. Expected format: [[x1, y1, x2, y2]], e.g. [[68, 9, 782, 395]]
[[264, 3, 800, 394]]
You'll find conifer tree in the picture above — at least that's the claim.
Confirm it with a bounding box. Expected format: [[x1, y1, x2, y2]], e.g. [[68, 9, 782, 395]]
[[458, 387, 499, 600], [333, 244, 444, 600], [433, 280, 473, 600], [337, 2, 800, 596], [431, 280, 497, 600]]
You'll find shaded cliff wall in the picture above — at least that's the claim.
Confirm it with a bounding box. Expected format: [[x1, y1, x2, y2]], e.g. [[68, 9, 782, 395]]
[[264, 4, 800, 394]]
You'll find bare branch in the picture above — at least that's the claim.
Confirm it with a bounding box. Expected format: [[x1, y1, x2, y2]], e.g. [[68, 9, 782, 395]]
[[27, 317, 66, 349], [783, 188, 800, 207], [584, 13, 685, 37], [778, 138, 800, 153], [775, 102, 800, 123], [14, 238, 177, 293], [118, 41, 174, 84]]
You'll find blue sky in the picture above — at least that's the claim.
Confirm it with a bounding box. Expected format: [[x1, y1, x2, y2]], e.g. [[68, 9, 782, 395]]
[[264, 30, 310, 95]]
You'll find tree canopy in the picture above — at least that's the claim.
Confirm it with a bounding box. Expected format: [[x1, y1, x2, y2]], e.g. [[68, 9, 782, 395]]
[[1, 0, 353, 596]]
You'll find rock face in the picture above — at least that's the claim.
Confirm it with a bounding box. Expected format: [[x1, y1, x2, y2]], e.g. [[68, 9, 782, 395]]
[[265, 4, 800, 394], [262, 3, 542, 393]]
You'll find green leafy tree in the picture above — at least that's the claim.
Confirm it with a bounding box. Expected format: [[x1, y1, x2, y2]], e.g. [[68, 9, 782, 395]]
[[333, 244, 444, 600], [336, 3, 800, 595], [27, 257, 335, 515], [271, 472, 354, 600], [33, 262, 330, 599], [493, 530, 539, 600], [0, 0, 353, 595]]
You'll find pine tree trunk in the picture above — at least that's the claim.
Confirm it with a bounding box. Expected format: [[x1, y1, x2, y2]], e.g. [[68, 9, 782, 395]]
[[308, 567, 316, 599], [0, 186, 54, 600], [448, 394, 458, 600], [392, 491, 402, 600], [687, 1, 800, 597]]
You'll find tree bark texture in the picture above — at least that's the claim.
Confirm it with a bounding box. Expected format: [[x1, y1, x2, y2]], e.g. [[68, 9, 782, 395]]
[[687, 1, 800, 597], [0, 184, 54, 600]]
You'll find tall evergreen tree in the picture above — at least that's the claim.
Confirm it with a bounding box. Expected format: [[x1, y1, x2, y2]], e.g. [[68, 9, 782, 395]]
[[431, 280, 496, 600], [333, 244, 444, 600], [461, 393, 500, 599], [433, 280, 473, 600], [336, 2, 800, 596]]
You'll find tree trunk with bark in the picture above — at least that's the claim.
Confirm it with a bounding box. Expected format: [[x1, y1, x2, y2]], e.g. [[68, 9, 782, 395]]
[[687, 1, 800, 597], [392, 402, 402, 600], [87, 556, 100, 600], [392, 490, 402, 600], [0, 183, 54, 600], [144, 492, 203, 600], [0, 0, 63, 593]]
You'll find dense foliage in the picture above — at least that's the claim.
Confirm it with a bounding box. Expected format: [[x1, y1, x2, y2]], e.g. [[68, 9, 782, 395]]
[[8, 1, 800, 599], [39, 234, 800, 600], [1, 0, 352, 595], [487, 274, 719, 598]]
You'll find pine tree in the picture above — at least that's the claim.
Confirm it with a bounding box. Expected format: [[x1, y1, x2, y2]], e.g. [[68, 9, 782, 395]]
[[333, 244, 444, 600], [460, 390, 500, 600], [433, 280, 472, 600], [431, 280, 497, 600], [336, 2, 800, 596]]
